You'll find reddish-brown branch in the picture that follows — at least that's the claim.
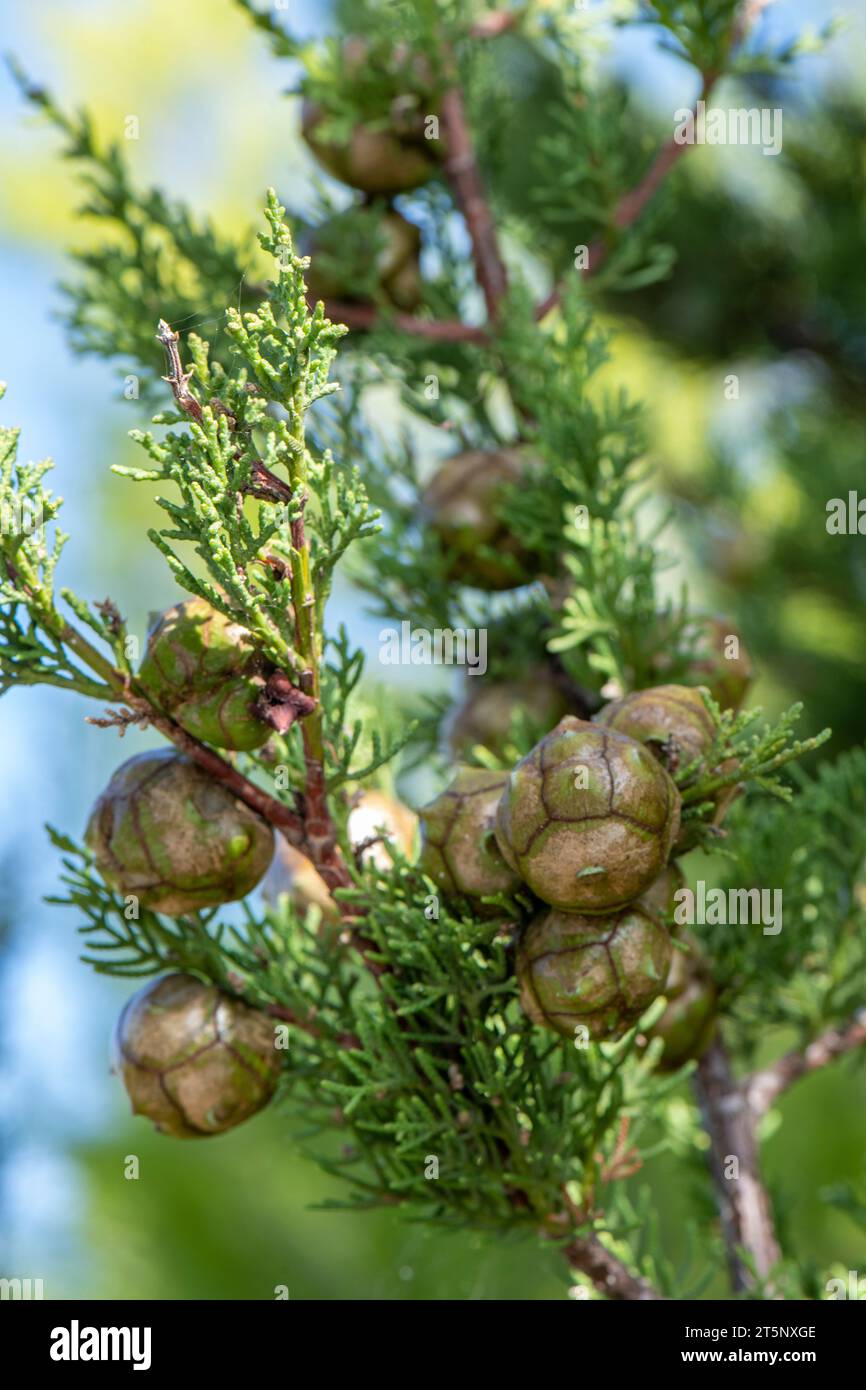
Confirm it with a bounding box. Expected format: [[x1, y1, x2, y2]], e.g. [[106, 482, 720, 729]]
[[319, 76, 508, 339], [323, 82, 705, 339], [59, 595, 306, 849], [440, 83, 508, 320], [299, 753, 352, 893], [536, 76, 716, 319], [322, 79, 712, 337], [244, 457, 294, 504], [318, 82, 705, 342], [562, 1234, 663, 1301], [120, 688, 357, 893], [742, 1013, 866, 1118], [315, 296, 487, 343], [610, 129, 697, 233], [536, 0, 773, 319], [304, 7, 768, 345], [693, 1035, 781, 1292], [279, 457, 352, 897], [122, 691, 308, 847]]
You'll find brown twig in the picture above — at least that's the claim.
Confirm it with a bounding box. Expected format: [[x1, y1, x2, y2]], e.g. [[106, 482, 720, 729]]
[[38, 589, 306, 853], [563, 1233, 663, 1301], [317, 82, 702, 342], [124, 688, 309, 846], [275, 427, 352, 896], [693, 1035, 781, 1292], [537, 0, 775, 318], [536, 74, 716, 319], [693, 1017, 866, 1293], [552, 1149, 660, 1300], [243, 457, 295, 504], [316, 296, 487, 343], [158, 320, 298, 501], [156, 319, 204, 423], [610, 125, 700, 233], [299, 754, 351, 892], [596, 1115, 643, 1184], [742, 1012, 866, 1118], [319, 75, 710, 337], [304, 4, 766, 345], [319, 86, 702, 341], [85, 705, 145, 734], [440, 82, 508, 320]]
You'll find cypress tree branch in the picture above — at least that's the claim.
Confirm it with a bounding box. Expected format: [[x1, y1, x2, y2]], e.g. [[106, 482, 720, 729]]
[[312, 70, 712, 336], [536, 74, 717, 320], [537, 0, 776, 320], [608, 108, 705, 234], [441, 82, 508, 320], [1, 490, 308, 843], [156, 270, 354, 895], [46, 590, 310, 846], [123, 693, 307, 845], [693, 1036, 782, 1293], [9, 7, 844, 1296], [563, 1234, 664, 1301], [61, 620, 308, 844], [310, 298, 486, 343], [156, 319, 204, 424], [223, 198, 358, 889], [41, 611, 309, 843], [319, 66, 509, 338], [742, 1013, 866, 1118]]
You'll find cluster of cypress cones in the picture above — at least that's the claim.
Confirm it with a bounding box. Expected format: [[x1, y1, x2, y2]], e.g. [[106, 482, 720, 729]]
[[417, 662, 748, 1062], [86, 44, 754, 1136], [86, 587, 749, 1135]]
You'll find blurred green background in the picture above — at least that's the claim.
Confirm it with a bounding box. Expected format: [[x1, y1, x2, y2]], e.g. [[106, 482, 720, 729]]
[[0, 0, 864, 1299]]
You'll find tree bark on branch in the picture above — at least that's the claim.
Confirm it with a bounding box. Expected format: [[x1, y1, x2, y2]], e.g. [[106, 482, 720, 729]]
[[440, 83, 508, 320], [563, 1233, 663, 1301], [742, 1013, 866, 1117], [695, 1016, 866, 1294], [693, 1035, 782, 1292]]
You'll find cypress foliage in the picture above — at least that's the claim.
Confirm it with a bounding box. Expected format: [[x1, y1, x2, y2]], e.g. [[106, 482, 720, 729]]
[[3, 2, 863, 1299]]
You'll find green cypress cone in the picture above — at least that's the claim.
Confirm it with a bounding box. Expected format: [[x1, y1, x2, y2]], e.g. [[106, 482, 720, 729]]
[[595, 684, 715, 771], [137, 597, 272, 752], [113, 973, 281, 1137], [417, 766, 522, 907], [495, 717, 681, 913], [421, 449, 542, 591], [86, 750, 275, 916], [517, 905, 672, 1041]]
